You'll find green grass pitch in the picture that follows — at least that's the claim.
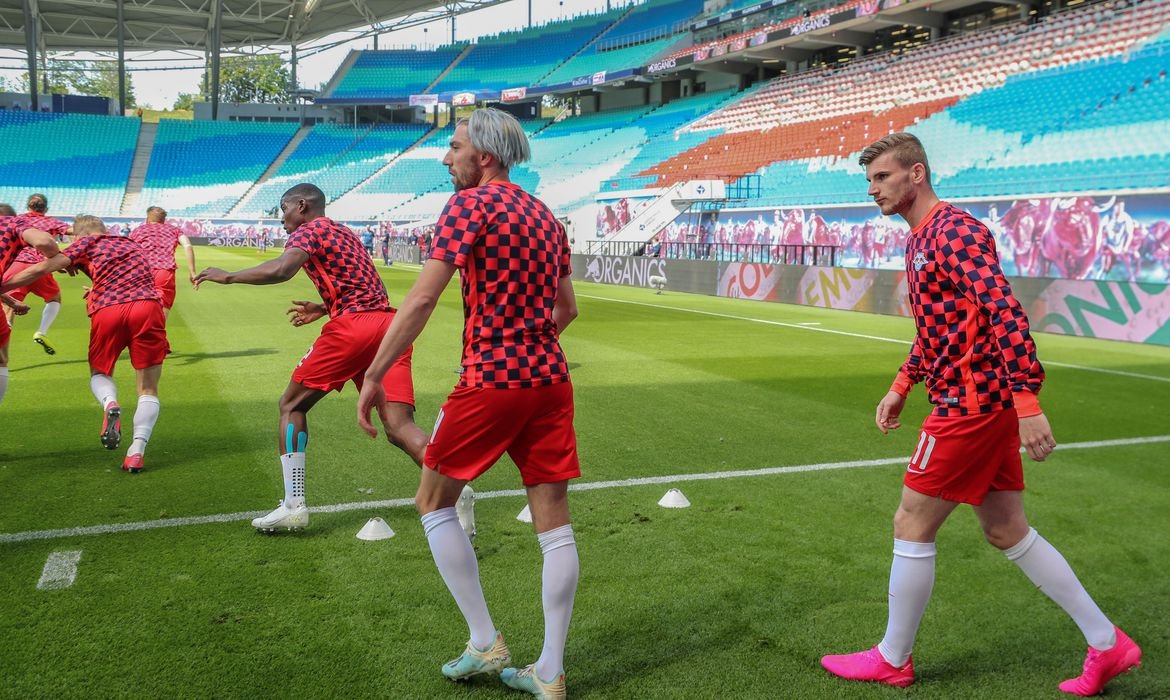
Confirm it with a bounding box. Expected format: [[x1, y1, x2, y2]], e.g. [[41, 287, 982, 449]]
[[1, 247, 1167, 698]]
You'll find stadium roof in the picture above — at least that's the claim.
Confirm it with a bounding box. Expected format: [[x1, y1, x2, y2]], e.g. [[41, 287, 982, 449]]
[[0, 0, 508, 53]]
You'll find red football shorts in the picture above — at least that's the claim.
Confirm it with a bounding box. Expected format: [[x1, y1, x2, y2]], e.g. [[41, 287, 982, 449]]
[[0, 308, 10, 347], [89, 300, 169, 376], [153, 269, 177, 309], [3, 261, 60, 301], [424, 381, 580, 486], [903, 408, 1025, 505], [291, 310, 414, 406]]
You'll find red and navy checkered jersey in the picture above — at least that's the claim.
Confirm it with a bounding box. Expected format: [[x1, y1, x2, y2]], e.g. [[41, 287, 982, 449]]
[[130, 222, 184, 271], [430, 182, 571, 389], [0, 216, 35, 274], [64, 235, 161, 316], [284, 217, 389, 318], [14, 212, 69, 264], [901, 201, 1043, 417]]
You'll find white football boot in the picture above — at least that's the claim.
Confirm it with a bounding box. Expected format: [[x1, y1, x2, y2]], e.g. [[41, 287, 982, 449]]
[[252, 501, 309, 532]]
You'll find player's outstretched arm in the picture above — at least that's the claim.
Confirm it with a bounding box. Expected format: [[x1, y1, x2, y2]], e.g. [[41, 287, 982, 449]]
[[1, 293, 30, 315], [287, 300, 326, 327], [195, 248, 309, 286], [22, 227, 61, 259], [357, 259, 457, 438], [0, 254, 71, 294], [179, 235, 198, 288]]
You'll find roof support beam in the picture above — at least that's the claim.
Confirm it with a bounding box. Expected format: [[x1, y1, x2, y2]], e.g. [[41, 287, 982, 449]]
[[117, 0, 126, 113], [210, 0, 222, 119], [24, 0, 40, 110]]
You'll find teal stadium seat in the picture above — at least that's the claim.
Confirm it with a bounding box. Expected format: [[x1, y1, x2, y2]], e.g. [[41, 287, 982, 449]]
[[0, 111, 137, 216]]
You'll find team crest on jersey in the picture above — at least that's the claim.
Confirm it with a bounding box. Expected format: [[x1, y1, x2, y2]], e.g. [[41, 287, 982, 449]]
[[912, 251, 928, 271]]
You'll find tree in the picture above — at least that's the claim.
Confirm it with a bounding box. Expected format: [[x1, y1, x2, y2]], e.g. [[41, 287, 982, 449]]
[[203, 55, 291, 104], [27, 60, 136, 107], [173, 93, 202, 111]]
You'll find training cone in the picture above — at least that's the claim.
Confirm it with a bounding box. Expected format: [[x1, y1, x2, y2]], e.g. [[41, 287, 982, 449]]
[[658, 488, 691, 508], [356, 517, 396, 541], [516, 504, 533, 523]]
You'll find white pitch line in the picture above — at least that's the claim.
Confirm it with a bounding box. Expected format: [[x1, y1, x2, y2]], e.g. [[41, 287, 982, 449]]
[[578, 293, 1170, 384], [2, 434, 1167, 545], [578, 293, 909, 345], [1043, 360, 1170, 383], [37, 550, 82, 590]]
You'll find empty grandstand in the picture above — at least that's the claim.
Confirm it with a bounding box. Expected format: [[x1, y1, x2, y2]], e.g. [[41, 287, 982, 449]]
[[2, 0, 1165, 286]]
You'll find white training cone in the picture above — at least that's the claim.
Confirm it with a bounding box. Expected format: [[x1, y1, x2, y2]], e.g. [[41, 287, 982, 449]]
[[658, 488, 691, 508], [516, 504, 533, 523], [356, 517, 396, 541]]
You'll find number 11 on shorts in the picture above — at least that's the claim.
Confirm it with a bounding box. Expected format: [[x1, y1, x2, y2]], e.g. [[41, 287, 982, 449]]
[[908, 431, 937, 473]]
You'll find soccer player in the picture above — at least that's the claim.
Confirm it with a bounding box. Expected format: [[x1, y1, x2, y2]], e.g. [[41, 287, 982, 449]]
[[0, 212, 60, 407], [195, 183, 445, 533], [129, 206, 198, 318], [820, 133, 1140, 696], [2, 194, 70, 354], [1, 215, 167, 472], [356, 108, 580, 700]]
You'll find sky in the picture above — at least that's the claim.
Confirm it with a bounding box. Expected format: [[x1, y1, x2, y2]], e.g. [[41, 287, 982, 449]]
[[1, 0, 634, 110]]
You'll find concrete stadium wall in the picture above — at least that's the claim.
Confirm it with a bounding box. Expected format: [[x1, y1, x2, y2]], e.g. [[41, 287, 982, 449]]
[[570, 254, 1170, 346]]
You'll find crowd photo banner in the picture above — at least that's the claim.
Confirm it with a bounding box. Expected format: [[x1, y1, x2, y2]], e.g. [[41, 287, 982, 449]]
[[599, 191, 1170, 285]]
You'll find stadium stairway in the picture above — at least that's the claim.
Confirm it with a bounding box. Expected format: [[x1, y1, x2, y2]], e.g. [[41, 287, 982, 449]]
[[424, 44, 474, 93], [227, 125, 313, 217], [533, 3, 637, 85], [317, 51, 362, 98], [332, 125, 437, 202], [119, 121, 158, 216]]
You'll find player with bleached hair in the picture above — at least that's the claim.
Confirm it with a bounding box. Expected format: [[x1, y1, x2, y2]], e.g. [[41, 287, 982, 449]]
[[820, 132, 1140, 696], [2, 215, 168, 472], [358, 108, 580, 700]]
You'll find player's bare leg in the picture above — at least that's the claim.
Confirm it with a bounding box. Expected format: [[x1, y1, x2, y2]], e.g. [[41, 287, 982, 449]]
[[121, 364, 163, 474], [382, 400, 476, 540], [501, 480, 575, 700], [253, 381, 326, 532]]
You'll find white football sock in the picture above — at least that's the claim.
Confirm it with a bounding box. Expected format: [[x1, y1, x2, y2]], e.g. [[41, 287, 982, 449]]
[[279, 452, 306, 508], [535, 524, 578, 681], [0, 367, 8, 405], [127, 395, 160, 457], [89, 374, 118, 409], [1004, 528, 1116, 650], [878, 539, 937, 667], [421, 507, 495, 650], [38, 301, 60, 335]]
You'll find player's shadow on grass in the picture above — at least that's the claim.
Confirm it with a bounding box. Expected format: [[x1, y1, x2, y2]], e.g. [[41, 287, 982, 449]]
[[9, 357, 90, 373], [169, 348, 279, 365]]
